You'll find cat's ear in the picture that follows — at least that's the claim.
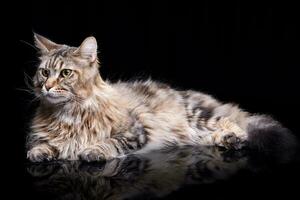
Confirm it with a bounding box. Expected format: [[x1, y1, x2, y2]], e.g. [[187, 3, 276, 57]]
[[74, 37, 98, 62], [33, 33, 61, 54]]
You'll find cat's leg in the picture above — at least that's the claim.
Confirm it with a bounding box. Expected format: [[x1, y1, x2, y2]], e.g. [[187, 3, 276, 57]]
[[79, 120, 147, 162], [209, 117, 248, 149], [78, 136, 145, 162], [27, 143, 58, 162]]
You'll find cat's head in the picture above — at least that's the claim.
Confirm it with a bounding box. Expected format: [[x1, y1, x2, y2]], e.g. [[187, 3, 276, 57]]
[[32, 33, 101, 105]]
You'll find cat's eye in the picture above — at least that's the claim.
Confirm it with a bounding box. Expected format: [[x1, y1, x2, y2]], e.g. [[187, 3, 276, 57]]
[[41, 69, 50, 77], [60, 69, 72, 78]]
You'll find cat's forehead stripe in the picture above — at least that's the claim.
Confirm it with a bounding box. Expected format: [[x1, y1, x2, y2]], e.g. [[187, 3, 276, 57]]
[[45, 54, 64, 69], [53, 54, 61, 67], [48, 55, 56, 68], [44, 59, 50, 69], [57, 60, 65, 70]]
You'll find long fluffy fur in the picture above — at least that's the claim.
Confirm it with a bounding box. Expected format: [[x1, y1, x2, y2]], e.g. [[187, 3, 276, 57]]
[[26, 34, 297, 162]]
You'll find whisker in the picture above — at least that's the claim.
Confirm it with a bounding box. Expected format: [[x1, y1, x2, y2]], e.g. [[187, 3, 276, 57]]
[[24, 71, 34, 81], [23, 72, 35, 91], [15, 87, 35, 94], [20, 40, 38, 51], [29, 94, 42, 104]]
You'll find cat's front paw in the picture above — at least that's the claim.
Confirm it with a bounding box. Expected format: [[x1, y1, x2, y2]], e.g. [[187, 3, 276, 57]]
[[78, 148, 106, 162], [27, 146, 57, 162]]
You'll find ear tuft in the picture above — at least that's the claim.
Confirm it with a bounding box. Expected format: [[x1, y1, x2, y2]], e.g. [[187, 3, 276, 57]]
[[33, 33, 60, 54], [75, 37, 98, 62]]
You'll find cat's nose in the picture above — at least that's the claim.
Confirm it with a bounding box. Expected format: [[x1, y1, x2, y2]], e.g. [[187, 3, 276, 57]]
[[45, 84, 53, 91], [45, 79, 57, 91]]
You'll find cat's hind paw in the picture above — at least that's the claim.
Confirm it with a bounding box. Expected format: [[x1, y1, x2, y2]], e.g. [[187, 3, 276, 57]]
[[221, 132, 246, 150], [212, 117, 248, 150], [213, 132, 247, 150]]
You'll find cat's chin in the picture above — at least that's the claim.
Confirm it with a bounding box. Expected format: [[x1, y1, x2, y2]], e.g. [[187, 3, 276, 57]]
[[44, 95, 70, 105]]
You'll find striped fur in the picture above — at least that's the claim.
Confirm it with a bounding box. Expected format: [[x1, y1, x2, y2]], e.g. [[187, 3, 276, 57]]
[[27, 34, 297, 162]]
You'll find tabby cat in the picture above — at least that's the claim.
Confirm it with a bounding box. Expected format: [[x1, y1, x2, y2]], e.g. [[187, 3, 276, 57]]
[[26, 34, 296, 162]]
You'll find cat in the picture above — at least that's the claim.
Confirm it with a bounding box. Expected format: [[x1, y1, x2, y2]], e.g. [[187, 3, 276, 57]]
[[26, 33, 297, 162]]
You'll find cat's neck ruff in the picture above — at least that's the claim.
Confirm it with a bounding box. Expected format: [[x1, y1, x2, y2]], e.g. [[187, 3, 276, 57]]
[[49, 81, 127, 127]]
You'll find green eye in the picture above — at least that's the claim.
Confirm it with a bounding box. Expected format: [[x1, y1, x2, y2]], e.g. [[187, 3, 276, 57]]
[[60, 69, 72, 78], [41, 69, 50, 77]]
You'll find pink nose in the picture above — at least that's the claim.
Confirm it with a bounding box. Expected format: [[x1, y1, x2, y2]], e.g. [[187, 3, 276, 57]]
[[45, 84, 53, 91], [45, 80, 56, 91]]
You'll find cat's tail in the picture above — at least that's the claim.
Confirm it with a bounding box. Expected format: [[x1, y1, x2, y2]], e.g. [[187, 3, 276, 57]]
[[245, 115, 298, 162]]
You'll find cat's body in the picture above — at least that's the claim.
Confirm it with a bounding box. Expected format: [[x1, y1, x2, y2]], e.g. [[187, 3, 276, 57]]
[[27, 34, 296, 162]]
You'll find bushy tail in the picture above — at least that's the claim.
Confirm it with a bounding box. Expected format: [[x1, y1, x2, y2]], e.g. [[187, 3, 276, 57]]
[[246, 115, 298, 162]]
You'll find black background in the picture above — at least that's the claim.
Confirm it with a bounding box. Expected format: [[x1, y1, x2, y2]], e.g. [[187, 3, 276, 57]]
[[3, 0, 300, 199]]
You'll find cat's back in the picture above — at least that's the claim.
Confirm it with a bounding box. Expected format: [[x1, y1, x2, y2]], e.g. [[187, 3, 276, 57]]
[[111, 79, 183, 109]]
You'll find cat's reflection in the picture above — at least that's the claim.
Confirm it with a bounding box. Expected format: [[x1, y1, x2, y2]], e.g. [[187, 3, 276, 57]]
[[26, 146, 268, 200]]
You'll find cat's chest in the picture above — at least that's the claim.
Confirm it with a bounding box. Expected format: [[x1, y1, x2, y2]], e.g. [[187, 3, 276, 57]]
[[44, 114, 111, 159]]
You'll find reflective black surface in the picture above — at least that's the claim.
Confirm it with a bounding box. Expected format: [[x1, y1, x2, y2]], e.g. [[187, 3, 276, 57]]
[[25, 146, 300, 200], [3, 1, 300, 199]]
